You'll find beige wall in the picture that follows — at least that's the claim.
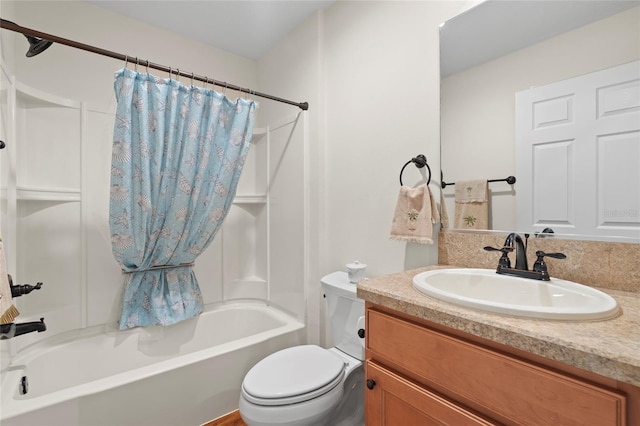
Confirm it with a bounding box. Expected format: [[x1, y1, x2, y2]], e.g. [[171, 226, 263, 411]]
[[262, 1, 473, 279], [258, 0, 475, 345]]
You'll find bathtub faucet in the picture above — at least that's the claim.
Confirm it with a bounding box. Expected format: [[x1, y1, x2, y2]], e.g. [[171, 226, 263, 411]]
[[0, 318, 46, 340]]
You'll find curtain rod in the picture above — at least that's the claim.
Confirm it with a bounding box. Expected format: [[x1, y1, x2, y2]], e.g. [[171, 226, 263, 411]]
[[0, 18, 309, 111]]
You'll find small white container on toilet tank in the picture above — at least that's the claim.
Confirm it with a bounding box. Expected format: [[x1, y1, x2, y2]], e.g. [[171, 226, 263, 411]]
[[346, 261, 366, 284]]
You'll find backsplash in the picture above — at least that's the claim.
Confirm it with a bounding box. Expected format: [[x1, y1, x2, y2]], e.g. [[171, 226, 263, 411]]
[[438, 230, 640, 293]]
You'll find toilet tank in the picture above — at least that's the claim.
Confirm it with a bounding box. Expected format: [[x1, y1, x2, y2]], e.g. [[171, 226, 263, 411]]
[[321, 271, 365, 361]]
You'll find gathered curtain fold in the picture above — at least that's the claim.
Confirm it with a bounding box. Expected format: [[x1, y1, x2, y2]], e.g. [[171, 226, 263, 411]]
[[109, 68, 256, 329]]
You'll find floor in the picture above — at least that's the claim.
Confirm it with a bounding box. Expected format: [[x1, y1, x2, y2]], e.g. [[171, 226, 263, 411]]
[[203, 410, 247, 426]]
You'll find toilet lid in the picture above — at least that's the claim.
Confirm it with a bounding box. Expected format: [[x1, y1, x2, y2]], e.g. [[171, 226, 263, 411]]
[[242, 345, 345, 405]]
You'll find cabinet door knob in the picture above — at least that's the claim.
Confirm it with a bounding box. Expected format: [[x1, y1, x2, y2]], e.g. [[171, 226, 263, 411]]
[[366, 379, 376, 389], [357, 328, 365, 338]]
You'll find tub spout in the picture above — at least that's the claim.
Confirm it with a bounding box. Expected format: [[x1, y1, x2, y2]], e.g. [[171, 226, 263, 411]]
[[13, 318, 46, 337], [0, 323, 16, 339]]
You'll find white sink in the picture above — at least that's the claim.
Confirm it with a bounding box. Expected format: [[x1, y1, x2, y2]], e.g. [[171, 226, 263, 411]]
[[412, 268, 619, 320]]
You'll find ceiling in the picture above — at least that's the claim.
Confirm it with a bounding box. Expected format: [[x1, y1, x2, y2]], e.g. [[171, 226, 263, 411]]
[[87, 0, 638, 69], [440, 0, 640, 77], [87, 0, 334, 60]]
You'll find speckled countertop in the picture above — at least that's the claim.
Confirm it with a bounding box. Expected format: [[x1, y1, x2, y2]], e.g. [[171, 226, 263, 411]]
[[357, 265, 640, 388]]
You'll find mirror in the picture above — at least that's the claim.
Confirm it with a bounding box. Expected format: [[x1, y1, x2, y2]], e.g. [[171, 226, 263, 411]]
[[440, 0, 639, 241]]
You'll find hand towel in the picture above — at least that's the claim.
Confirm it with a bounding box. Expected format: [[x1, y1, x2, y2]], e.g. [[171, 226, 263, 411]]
[[440, 189, 450, 230], [453, 179, 489, 229], [0, 236, 19, 324], [390, 184, 440, 244]]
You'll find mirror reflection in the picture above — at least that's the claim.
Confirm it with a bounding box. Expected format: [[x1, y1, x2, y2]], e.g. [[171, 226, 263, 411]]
[[440, 0, 640, 242]]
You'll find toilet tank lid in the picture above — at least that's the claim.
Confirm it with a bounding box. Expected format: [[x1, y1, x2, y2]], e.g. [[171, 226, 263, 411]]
[[321, 271, 359, 298]]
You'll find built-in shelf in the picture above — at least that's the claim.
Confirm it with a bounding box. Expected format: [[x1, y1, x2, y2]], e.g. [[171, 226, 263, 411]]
[[16, 82, 80, 109], [251, 127, 267, 143], [16, 186, 81, 202], [233, 194, 267, 204], [224, 276, 268, 300]]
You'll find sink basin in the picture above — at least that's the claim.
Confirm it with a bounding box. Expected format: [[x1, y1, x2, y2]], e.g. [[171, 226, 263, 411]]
[[412, 268, 619, 320]]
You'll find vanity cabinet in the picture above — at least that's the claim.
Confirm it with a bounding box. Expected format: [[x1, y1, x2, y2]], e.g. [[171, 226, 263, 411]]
[[365, 303, 632, 426], [366, 361, 495, 425]]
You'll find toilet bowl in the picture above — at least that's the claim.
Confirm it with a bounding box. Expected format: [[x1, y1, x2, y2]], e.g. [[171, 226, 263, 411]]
[[239, 346, 362, 426], [239, 271, 365, 426]]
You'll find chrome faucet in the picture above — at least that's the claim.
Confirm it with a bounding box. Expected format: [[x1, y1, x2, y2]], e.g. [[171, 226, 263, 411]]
[[484, 232, 566, 281]]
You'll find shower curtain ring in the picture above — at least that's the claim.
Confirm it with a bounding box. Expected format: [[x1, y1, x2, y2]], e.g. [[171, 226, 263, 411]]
[[191, 72, 194, 87], [124, 55, 128, 69], [176, 69, 180, 82], [135, 57, 139, 72], [145, 59, 150, 74]]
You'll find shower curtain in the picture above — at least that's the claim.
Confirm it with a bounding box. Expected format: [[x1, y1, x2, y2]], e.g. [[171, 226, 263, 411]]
[[109, 68, 256, 329]]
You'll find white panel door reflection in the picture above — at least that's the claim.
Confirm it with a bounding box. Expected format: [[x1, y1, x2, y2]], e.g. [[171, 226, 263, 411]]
[[516, 60, 640, 240]]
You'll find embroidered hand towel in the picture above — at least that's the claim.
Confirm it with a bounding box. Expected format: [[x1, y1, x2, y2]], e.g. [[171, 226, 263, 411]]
[[390, 184, 440, 244], [453, 179, 488, 229], [0, 236, 19, 325]]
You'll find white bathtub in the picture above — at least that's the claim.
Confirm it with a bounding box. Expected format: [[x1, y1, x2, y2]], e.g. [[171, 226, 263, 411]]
[[1, 303, 304, 426]]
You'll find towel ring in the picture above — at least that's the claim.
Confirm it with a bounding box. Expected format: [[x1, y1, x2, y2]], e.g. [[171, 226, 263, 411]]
[[399, 154, 431, 186]]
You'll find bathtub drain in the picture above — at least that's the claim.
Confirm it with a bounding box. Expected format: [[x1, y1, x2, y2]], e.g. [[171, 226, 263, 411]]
[[19, 375, 28, 395]]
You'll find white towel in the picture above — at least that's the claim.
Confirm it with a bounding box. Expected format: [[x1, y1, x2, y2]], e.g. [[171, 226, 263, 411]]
[[0, 236, 19, 325], [390, 184, 440, 244], [453, 180, 488, 229]]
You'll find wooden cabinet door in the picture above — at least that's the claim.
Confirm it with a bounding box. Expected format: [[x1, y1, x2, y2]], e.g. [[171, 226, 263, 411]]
[[365, 361, 496, 426]]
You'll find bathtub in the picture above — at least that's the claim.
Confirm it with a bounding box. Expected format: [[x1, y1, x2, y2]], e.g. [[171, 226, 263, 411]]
[[1, 303, 305, 426]]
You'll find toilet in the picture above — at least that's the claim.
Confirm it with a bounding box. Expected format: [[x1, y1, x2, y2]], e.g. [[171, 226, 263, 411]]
[[239, 271, 365, 426]]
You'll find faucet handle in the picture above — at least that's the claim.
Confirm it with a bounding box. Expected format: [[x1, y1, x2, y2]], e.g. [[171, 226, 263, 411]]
[[9, 276, 43, 298], [483, 246, 513, 253], [532, 251, 566, 277], [535, 251, 566, 260], [484, 246, 513, 269]]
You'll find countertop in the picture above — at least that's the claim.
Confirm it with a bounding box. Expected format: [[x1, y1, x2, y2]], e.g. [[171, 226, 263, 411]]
[[357, 265, 640, 388]]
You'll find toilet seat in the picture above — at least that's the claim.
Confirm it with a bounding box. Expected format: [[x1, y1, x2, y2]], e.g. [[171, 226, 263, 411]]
[[241, 345, 346, 406]]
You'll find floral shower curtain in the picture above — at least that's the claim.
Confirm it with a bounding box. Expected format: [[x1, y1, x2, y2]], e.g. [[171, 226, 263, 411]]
[[109, 68, 256, 329]]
